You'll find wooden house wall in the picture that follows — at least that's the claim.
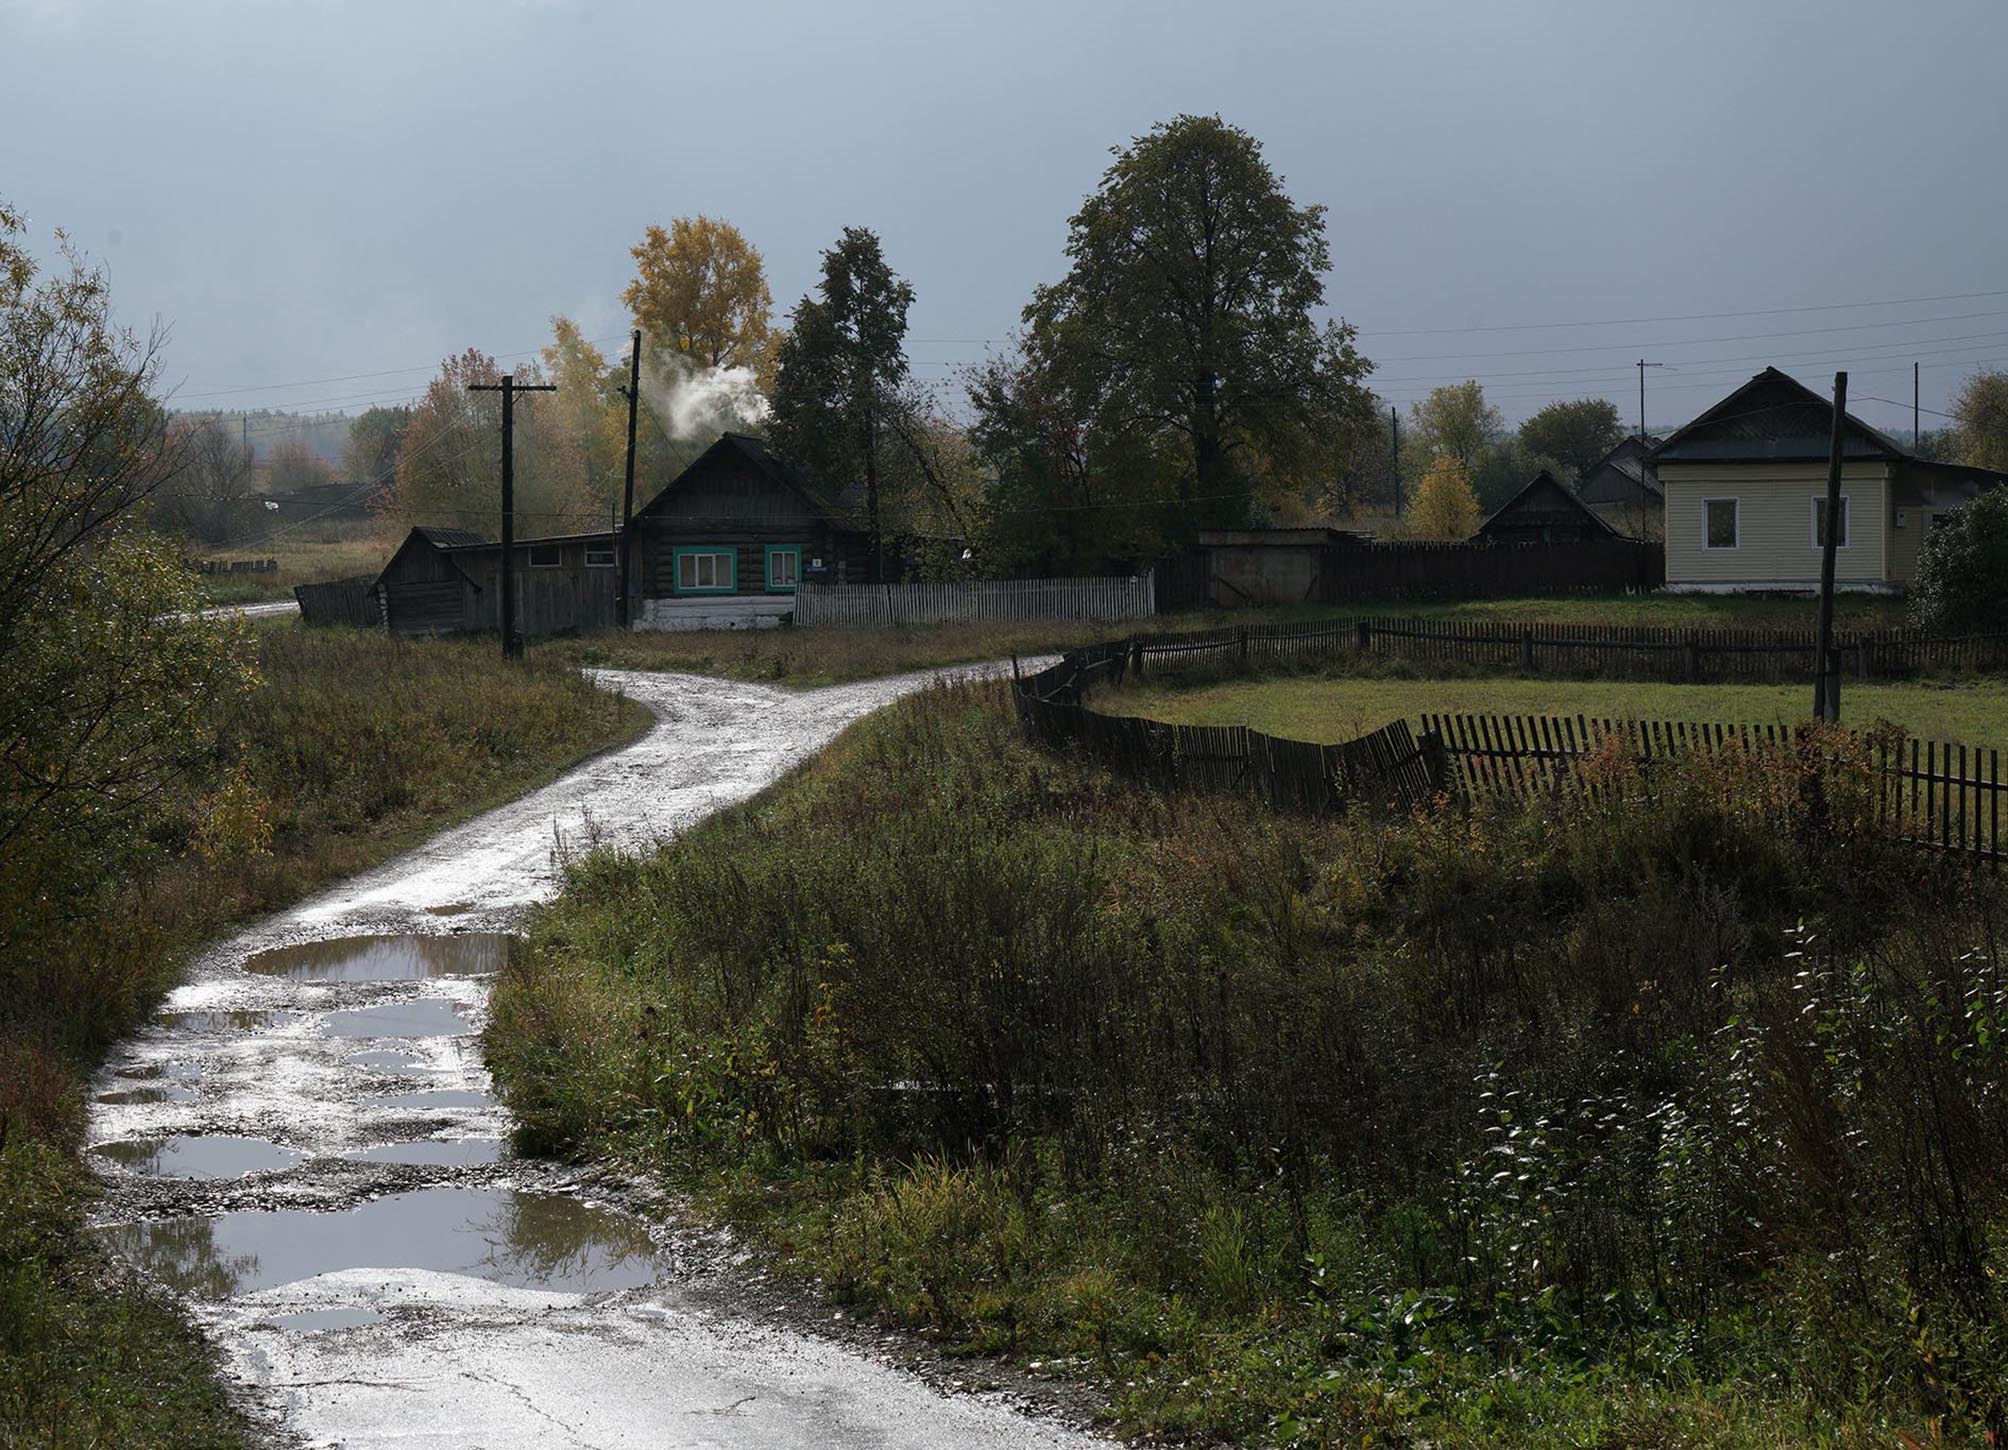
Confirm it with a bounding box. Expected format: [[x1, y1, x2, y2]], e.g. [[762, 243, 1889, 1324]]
[[633, 456, 879, 594], [378, 536, 473, 636], [450, 538, 617, 635]]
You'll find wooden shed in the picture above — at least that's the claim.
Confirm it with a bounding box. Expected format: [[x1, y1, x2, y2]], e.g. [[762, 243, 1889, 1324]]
[[1476, 470, 1620, 545], [629, 432, 875, 630], [373, 526, 487, 636]]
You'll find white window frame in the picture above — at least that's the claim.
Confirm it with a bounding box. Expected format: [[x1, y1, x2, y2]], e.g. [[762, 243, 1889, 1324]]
[[1702, 497, 1739, 551], [673, 547, 737, 595], [584, 541, 616, 568], [1810, 494, 1849, 550], [527, 542, 562, 569]]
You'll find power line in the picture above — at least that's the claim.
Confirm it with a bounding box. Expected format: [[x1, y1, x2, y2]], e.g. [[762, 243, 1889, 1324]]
[[1350, 288, 2008, 338]]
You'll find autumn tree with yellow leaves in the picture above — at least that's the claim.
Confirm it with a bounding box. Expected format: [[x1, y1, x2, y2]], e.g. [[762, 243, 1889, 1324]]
[[1410, 453, 1481, 540], [623, 216, 775, 379]]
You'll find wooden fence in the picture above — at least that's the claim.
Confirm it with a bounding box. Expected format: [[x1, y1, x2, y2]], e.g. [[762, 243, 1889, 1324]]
[[1118, 615, 2008, 685], [1422, 711, 2004, 868], [1317, 538, 1663, 601], [1012, 646, 1446, 815], [188, 557, 278, 576], [797, 575, 1155, 628], [1011, 635, 2004, 866], [293, 574, 380, 629]]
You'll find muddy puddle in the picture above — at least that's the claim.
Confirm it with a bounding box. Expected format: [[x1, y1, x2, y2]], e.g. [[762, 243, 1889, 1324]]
[[372, 1088, 493, 1110], [347, 1049, 420, 1070], [97, 1084, 197, 1105], [354, 1139, 505, 1166], [326, 999, 472, 1038], [93, 1135, 303, 1179], [264, 1306, 384, 1332], [100, 1186, 661, 1298], [245, 933, 518, 982]]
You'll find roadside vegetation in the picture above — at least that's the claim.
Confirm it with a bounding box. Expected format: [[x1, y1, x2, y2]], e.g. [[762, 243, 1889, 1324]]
[[194, 530, 390, 605], [0, 185, 646, 1450], [489, 678, 2008, 1445]]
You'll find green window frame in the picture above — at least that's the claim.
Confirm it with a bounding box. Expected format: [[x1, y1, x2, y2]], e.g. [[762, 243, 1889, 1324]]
[[672, 546, 736, 595], [764, 545, 801, 593]]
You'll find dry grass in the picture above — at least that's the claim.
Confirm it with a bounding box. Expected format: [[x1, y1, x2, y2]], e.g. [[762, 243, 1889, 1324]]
[[195, 527, 394, 604]]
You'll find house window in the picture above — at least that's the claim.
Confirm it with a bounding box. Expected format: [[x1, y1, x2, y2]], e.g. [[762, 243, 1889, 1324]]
[[528, 543, 561, 568], [1811, 496, 1849, 550], [1930, 510, 1958, 532], [585, 541, 616, 567], [673, 547, 736, 595], [765, 545, 801, 593], [1703, 498, 1738, 550]]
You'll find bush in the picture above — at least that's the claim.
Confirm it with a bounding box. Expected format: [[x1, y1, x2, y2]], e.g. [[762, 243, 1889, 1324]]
[[1911, 488, 2008, 633]]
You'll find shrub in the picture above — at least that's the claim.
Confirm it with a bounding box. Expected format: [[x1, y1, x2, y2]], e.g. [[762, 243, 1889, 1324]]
[[1911, 487, 2008, 633]]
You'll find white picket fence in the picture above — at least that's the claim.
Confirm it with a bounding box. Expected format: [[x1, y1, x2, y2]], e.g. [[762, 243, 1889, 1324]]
[[794, 574, 1156, 628]]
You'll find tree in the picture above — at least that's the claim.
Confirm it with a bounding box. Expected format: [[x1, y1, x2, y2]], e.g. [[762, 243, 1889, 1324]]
[[524, 317, 626, 530], [769, 227, 917, 578], [155, 417, 255, 543], [1910, 489, 2008, 634], [1409, 453, 1481, 540], [343, 404, 410, 503], [624, 216, 775, 377], [1518, 397, 1625, 476], [1023, 115, 1374, 535], [266, 437, 334, 495], [1404, 381, 1502, 478], [1471, 437, 1569, 512], [0, 199, 251, 969], [1951, 369, 2008, 471]]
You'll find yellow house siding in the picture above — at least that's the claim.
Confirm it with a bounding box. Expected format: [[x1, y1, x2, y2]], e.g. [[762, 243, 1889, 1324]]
[[1662, 461, 1892, 588]]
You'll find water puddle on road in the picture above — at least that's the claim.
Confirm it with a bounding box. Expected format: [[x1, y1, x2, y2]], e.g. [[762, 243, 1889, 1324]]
[[347, 1049, 420, 1070], [325, 999, 471, 1039], [97, 1084, 198, 1105], [264, 1306, 384, 1332], [245, 933, 518, 983], [354, 1139, 505, 1167], [93, 1136, 303, 1179], [101, 1187, 661, 1298], [372, 1089, 493, 1110], [156, 1009, 296, 1031]]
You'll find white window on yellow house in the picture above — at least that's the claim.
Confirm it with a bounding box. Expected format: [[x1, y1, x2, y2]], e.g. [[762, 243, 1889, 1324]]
[[1703, 498, 1738, 550], [1811, 496, 1849, 550]]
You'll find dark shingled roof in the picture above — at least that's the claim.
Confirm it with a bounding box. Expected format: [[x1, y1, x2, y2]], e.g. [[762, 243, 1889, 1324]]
[[1582, 435, 1663, 497], [1477, 469, 1621, 538], [1651, 368, 1912, 465], [635, 432, 858, 524]]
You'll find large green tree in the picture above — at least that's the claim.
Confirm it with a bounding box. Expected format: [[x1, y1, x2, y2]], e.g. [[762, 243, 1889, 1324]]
[[1517, 397, 1625, 476], [0, 200, 251, 966], [343, 404, 410, 504], [1403, 381, 1502, 477], [1021, 114, 1373, 535], [769, 227, 920, 577]]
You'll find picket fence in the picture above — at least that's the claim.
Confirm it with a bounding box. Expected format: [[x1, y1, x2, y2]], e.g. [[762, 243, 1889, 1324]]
[[795, 575, 1155, 628]]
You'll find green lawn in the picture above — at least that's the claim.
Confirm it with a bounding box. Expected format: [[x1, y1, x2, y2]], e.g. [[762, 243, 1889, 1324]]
[[1324, 592, 1912, 630], [1115, 673, 2008, 753]]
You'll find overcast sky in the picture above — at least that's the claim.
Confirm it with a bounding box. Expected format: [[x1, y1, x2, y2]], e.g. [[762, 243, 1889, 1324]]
[[6, 0, 2005, 436]]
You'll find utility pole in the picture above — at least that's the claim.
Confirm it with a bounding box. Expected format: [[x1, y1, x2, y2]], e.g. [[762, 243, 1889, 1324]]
[[1813, 371, 1848, 723], [1636, 359, 1663, 439], [615, 330, 641, 629], [1914, 361, 1921, 451], [1390, 406, 1401, 520], [468, 372, 556, 660]]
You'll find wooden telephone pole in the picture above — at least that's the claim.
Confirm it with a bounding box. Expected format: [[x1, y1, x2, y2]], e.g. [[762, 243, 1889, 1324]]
[[1813, 371, 1848, 722], [616, 330, 641, 629], [468, 373, 556, 659]]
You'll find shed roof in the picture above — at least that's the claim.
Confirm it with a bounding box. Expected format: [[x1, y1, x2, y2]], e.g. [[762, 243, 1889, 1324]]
[[1477, 469, 1621, 538], [1581, 434, 1664, 497], [411, 525, 488, 549]]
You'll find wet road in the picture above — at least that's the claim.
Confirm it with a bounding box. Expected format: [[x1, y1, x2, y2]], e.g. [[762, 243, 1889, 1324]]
[[89, 665, 1093, 1449]]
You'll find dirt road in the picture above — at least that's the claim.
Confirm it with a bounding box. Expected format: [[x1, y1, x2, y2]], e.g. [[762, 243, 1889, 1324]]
[[89, 665, 1093, 1449]]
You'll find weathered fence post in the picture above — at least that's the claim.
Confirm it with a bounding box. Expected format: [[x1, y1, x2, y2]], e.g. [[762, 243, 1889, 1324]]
[[1356, 619, 1371, 653], [1519, 629, 1535, 672], [1239, 628, 1249, 666], [1684, 633, 1701, 683]]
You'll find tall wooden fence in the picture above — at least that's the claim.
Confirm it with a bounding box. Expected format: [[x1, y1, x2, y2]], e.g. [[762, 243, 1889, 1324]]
[[797, 575, 1155, 628], [1318, 538, 1663, 601], [293, 574, 380, 629], [1119, 615, 2008, 685]]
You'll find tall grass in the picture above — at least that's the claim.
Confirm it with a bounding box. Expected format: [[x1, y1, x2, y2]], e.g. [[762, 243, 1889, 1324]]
[[0, 626, 646, 1449], [490, 680, 2008, 1445]]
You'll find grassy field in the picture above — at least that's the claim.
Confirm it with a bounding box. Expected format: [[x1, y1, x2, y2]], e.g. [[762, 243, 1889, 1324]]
[[194, 531, 393, 605], [1113, 672, 2008, 753], [0, 627, 648, 1449], [543, 591, 1914, 689], [489, 681, 2008, 1446]]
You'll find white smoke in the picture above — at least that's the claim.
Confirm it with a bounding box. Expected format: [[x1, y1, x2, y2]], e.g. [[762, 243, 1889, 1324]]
[[639, 348, 771, 441]]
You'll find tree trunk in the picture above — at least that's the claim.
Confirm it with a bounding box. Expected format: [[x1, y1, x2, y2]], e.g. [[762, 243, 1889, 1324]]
[[1193, 368, 1224, 529]]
